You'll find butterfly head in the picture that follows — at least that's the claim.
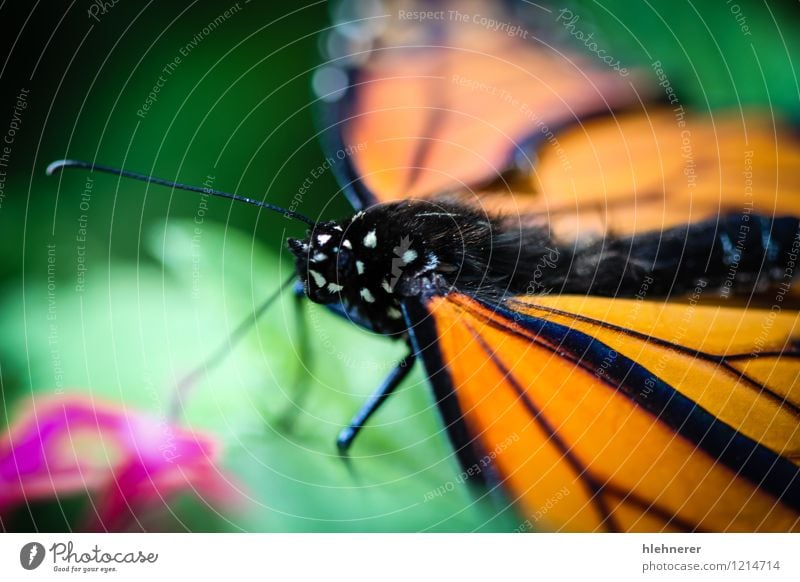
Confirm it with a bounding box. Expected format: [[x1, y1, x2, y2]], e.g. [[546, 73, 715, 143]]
[[287, 221, 356, 305], [288, 208, 431, 331]]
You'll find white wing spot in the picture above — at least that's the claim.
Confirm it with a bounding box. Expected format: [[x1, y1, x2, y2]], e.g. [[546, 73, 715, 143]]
[[342, 239, 352, 249], [317, 234, 332, 245], [363, 230, 377, 248], [309, 270, 326, 288], [401, 249, 418, 264], [312, 252, 327, 262], [360, 287, 376, 303], [381, 279, 393, 293], [387, 307, 403, 319], [356, 260, 365, 275], [333, 225, 343, 231], [327, 283, 344, 293]]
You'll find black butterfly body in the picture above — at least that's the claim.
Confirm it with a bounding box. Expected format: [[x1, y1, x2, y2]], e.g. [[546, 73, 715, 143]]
[[288, 196, 800, 337]]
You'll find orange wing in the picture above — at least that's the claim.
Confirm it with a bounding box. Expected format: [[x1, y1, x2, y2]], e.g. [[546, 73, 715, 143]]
[[511, 109, 800, 242], [333, 4, 800, 242], [419, 293, 800, 532]]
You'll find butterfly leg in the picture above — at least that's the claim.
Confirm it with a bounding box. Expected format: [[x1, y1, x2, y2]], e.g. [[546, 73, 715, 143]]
[[337, 352, 417, 452], [169, 275, 295, 419]]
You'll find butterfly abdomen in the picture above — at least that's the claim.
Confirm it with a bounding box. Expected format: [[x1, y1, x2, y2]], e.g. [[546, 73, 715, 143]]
[[610, 213, 800, 298], [507, 213, 800, 299], [415, 207, 800, 301]]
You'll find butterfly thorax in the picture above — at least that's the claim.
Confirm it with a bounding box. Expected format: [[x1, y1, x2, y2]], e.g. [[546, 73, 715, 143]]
[[288, 202, 439, 334], [287, 199, 523, 334]]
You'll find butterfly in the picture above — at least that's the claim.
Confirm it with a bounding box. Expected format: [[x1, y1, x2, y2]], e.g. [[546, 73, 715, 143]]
[[49, 1, 800, 532]]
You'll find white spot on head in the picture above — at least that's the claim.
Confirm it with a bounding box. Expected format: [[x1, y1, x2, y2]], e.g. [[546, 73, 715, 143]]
[[317, 234, 332, 245], [342, 239, 352, 249], [309, 270, 326, 288], [381, 279, 393, 293], [401, 249, 418, 264], [312, 252, 327, 262], [387, 307, 403, 319], [327, 282, 343, 293], [363, 230, 377, 248], [360, 287, 376, 303], [356, 260, 365, 275]]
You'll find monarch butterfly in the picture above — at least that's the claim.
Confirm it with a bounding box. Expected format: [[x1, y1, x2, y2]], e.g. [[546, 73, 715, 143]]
[[48, 1, 800, 532]]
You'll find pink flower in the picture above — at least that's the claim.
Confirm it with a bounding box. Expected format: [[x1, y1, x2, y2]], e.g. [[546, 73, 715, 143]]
[[0, 394, 239, 531]]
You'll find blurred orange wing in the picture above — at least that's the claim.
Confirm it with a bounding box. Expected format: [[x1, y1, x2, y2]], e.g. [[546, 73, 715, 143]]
[[336, 6, 800, 242], [338, 8, 646, 206]]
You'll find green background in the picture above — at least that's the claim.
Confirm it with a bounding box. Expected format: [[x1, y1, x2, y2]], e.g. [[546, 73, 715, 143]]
[[0, 0, 797, 531]]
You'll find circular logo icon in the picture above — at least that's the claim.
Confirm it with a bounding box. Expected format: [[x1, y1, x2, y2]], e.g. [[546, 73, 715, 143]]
[[19, 542, 46, 570]]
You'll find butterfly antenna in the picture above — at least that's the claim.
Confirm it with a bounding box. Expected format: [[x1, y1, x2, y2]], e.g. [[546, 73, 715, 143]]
[[169, 273, 297, 419], [46, 159, 316, 226]]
